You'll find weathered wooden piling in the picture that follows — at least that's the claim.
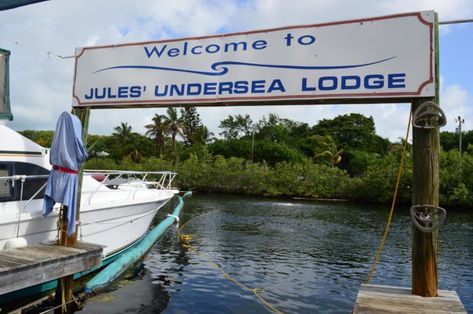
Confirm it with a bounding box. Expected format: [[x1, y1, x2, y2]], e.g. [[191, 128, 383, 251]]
[[411, 98, 440, 297], [411, 13, 441, 297]]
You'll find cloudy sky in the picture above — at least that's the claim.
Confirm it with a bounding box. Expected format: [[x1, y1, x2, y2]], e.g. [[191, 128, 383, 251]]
[[1, 0, 472, 141]]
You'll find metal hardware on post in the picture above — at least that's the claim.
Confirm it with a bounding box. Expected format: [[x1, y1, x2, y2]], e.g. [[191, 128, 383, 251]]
[[412, 101, 447, 129], [410, 205, 446, 233]]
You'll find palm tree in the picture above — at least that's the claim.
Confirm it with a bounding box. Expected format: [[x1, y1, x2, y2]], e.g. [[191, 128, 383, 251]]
[[162, 108, 185, 163], [201, 126, 215, 144], [311, 134, 343, 167], [112, 122, 132, 141], [112, 122, 136, 160], [182, 125, 216, 147], [145, 114, 166, 157]]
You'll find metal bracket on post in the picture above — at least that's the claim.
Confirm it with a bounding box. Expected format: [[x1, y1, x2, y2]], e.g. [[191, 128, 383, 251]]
[[412, 101, 447, 129], [410, 205, 446, 233]]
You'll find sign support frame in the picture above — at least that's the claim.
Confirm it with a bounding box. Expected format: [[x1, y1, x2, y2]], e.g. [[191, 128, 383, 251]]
[[69, 10, 442, 299]]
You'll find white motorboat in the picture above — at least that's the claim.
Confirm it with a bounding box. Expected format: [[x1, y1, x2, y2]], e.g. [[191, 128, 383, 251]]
[[0, 123, 177, 259]]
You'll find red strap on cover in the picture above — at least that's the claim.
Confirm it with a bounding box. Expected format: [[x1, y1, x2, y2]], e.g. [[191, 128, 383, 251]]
[[52, 165, 78, 174]]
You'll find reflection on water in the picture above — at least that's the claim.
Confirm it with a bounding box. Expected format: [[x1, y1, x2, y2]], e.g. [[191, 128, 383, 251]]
[[87, 194, 473, 313]]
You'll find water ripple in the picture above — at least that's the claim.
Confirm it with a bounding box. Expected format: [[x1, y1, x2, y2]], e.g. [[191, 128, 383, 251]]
[[90, 195, 473, 313]]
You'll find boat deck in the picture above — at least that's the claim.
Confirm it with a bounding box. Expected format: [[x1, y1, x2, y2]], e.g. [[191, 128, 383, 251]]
[[0, 241, 103, 295], [353, 284, 466, 313]]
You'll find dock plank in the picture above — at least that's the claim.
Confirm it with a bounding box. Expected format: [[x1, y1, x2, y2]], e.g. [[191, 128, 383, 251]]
[[1, 247, 58, 262], [0, 254, 36, 269], [354, 284, 467, 314], [0, 242, 103, 295]]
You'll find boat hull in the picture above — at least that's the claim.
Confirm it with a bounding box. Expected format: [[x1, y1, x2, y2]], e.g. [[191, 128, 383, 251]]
[[0, 194, 173, 257], [80, 198, 171, 257]]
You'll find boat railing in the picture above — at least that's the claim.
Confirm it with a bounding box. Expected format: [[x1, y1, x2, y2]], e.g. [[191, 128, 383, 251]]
[[83, 170, 177, 204], [1, 170, 176, 238], [0, 174, 49, 203], [0, 174, 49, 238]]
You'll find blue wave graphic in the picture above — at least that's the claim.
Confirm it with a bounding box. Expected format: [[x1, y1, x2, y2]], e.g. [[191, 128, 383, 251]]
[[93, 57, 395, 76]]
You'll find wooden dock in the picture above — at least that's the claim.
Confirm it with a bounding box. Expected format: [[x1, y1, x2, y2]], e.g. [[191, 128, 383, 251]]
[[0, 242, 103, 295], [354, 284, 466, 313]]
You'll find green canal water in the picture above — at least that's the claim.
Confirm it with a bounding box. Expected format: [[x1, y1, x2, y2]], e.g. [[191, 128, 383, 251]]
[[84, 194, 473, 313]]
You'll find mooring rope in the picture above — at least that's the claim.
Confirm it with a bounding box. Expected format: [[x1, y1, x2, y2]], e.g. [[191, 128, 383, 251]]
[[367, 110, 412, 283], [36, 294, 83, 314], [177, 214, 285, 314]]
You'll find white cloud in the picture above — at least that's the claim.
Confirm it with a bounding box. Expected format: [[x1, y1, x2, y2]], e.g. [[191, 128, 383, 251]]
[[1, 0, 472, 142], [441, 83, 472, 132], [382, 0, 473, 19]]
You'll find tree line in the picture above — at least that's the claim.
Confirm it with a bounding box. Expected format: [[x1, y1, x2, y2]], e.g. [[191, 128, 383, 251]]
[[20, 108, 473, 208]]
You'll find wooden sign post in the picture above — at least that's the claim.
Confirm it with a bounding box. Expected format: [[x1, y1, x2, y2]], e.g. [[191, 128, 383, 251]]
[[69, 106, 90, 246], [55, 107, 90, 313], [411, 98, 440, 297], [411, 13, 440, 297]]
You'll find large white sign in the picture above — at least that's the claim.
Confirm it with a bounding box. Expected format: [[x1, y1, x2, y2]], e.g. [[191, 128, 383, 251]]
[[72, 11, 436, 108]]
